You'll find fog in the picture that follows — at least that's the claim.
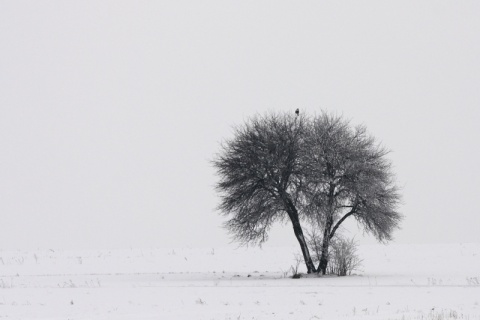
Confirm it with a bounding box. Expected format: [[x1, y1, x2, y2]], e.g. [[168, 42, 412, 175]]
[[1, 1, 479, 249]]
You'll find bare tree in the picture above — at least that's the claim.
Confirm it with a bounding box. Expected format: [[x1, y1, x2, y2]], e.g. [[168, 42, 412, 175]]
[[213, 113, 316, 273], [302, 112, 402, 274], [213, 111, 401, 275]]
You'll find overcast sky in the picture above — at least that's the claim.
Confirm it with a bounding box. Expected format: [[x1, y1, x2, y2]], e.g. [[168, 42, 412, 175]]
[[1, 1, 479, 250]]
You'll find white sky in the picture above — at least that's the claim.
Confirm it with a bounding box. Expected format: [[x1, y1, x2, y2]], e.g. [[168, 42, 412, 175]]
[[1, 1, 479, 250]]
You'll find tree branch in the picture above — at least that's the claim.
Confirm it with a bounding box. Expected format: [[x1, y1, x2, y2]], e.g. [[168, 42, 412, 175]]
[[329, 205, 357, 240]]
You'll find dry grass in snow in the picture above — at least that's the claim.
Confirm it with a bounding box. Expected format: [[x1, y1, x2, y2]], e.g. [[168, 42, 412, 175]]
[[0, 243, 479, 319]]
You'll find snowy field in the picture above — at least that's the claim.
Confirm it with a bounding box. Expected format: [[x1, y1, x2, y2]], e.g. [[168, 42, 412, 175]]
[[1, 244, 479, 320]]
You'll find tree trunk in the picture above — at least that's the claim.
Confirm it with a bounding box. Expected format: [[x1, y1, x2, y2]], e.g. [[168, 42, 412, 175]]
[[281, 192, 316, 273], [318, 226, 331, 275], [289, 213, 316, 273], [318, 182, 336, 275]]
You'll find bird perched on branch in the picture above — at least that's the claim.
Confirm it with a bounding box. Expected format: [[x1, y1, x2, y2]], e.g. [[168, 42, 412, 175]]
[[295, 108, 299, 116]]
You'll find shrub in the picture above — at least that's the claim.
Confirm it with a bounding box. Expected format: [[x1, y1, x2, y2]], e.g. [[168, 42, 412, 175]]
[[306, 229, 362, 276], [290, 253, 303, 279], [327, 237, 362, 276]]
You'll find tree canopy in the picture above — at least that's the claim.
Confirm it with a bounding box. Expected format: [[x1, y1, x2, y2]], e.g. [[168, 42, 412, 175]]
[[213, 111, 402, 274]]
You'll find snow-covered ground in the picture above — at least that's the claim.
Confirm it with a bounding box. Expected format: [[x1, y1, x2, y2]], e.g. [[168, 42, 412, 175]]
[[1, 243, 479, 319]]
